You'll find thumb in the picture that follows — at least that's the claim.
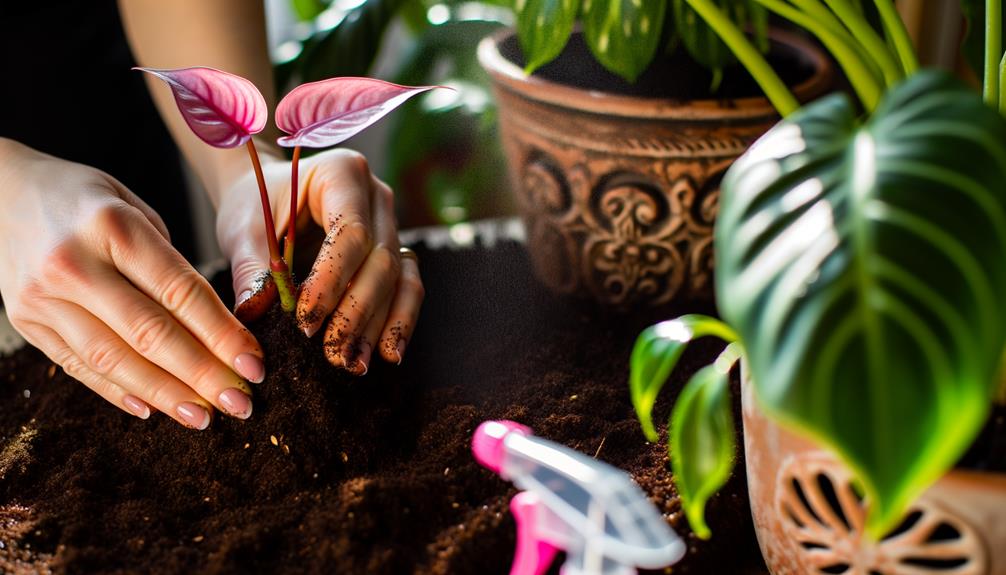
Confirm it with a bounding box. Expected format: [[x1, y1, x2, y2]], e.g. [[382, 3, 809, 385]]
[[229, 237, 277, 325]]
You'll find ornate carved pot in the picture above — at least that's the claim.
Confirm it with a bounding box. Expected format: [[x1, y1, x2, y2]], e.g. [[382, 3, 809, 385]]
[[741, 374, 1006, 575], [478, 30, 831, 308]]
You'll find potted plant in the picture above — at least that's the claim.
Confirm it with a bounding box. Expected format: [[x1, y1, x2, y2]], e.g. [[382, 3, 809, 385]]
[[630, 1, 1006, 573], [477, 0, 833, 308]]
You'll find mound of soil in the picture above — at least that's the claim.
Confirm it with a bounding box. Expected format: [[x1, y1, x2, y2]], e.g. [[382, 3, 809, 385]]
[[0, 239, 766, 574]]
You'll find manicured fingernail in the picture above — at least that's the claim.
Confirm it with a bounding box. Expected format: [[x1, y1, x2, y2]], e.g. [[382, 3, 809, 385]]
[[236, 290, 252, 308], [396, 339, 406, 366], [304, 323, 319, 338], [123, 394, 151, 420], [218, 388, 253, 420], [234, 353, 265, 384], [177, 402, 210, 430], [354, 341, 371, 376]]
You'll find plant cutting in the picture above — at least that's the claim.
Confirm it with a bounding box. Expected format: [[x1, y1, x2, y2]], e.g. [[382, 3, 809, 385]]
[[630, 0, 1006, 564], [137, 67, 436, 314], [479, 0, 832, 308]]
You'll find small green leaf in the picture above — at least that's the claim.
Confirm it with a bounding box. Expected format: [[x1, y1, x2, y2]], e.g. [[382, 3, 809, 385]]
[[673, 0, 765, 86], [291, 0, 328, 22], [630, 315, 737, 442], [716, 71, 1006, 537], [517, 0, 580, 75], [582, 0, 668, 82], [670, 345, 739, 540]]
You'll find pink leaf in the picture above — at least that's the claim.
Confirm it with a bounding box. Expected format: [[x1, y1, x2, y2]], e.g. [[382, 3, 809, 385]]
[[135, 66, 267, 149], [275, 78, 443, 148]]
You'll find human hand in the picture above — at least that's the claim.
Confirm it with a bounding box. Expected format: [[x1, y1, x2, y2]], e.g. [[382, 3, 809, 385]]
[[217, 147, 423, 374], [0, 139, 265, 428]]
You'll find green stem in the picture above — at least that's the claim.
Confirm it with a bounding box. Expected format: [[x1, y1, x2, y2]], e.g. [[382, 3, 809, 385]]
[[820, 0, 903, 85], [755, 0, 883, 111], [245, 140, 296, 313], [284, 146, 301, 268], [987, 0, 1002, 106], [872, 0, 919, 75], [685, 0, 799, 116], [999, 51, 1006, 115], [789, 0, 886, 85]]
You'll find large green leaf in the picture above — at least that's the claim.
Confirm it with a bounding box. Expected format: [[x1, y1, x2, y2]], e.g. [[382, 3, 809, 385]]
[[630, 315, 737, 442], [516, 0, 580, 74], [715, 71, 1006, 537], [582, 0, 668, 83], [670, 345, 740, 539]]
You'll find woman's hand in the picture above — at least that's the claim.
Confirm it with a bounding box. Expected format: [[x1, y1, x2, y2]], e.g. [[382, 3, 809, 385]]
[[217, 147, 423, 374], [0, 139, 265, 428]]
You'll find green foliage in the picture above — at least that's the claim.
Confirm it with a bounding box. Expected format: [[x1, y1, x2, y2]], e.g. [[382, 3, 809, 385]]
[[516, 0, 580, 74], [673, 0, 767, 90], [279, 0, 406, 90], [582, 0, 668, 83], [291, 0, 329, 22], [630, 315, 738, 442], [715, 71, 1006, 537], [670, 345, 740, 539]]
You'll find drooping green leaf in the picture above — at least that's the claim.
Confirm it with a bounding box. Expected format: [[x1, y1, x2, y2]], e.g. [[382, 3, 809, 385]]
[[669, 345, 739, 539], [517, 0, 580, 74], [673, 0, 766, 90], [630, 315, 738, 442], [582, 0, 668, 83], [715, 71, 1006, 538]]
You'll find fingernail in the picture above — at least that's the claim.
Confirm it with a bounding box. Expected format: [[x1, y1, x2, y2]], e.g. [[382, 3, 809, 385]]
[[218, 388, 253, 420], [304, 324, 319, 338], [355, 341, 371, 376], [396, 339, 406, 366], [234, 353, 265, 384], [236, 290, 252, 308], [177, 402, 210, 430], [123, 394, 151, 420]]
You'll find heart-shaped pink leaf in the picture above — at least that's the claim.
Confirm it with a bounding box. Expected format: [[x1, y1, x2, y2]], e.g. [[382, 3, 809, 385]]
[[136, 66, 267, 149], [275, 78, 442, 148]]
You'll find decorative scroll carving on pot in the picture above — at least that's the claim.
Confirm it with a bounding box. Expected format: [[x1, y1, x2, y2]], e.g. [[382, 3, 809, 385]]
[[775, 452, 989, 575], [512, 140, 734, 307]]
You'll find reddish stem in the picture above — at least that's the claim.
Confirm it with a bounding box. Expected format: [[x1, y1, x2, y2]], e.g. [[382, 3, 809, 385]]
[[245, 139, 284, 268], [284, 146, 301, 267]]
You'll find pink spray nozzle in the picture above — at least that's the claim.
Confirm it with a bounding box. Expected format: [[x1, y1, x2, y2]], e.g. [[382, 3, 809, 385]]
[[472, 420, 532, 474]]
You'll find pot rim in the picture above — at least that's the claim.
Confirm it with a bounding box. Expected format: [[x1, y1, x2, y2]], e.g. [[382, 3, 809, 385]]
[[477, 27, 834, 122]]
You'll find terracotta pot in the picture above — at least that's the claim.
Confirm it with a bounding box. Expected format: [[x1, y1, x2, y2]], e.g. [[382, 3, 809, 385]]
[[478, 29, 832, 308], [741, 372, 1006, 575]]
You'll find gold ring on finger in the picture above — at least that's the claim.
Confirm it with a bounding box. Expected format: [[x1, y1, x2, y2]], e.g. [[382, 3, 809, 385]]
[[399, 246, 419, 264]]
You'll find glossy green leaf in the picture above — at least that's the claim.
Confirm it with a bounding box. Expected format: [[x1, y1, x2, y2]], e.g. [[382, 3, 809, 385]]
[[516, 0, 580, 74], [291, 0, 328, 22], [715, 71, 1006, 537], [582, 0, 668, 83], [630, 315, 738, 442], [673, 0, 766, 89], [669, 344, 739, 539]]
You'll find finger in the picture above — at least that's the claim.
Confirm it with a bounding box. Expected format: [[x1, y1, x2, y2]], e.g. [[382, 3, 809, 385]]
[[49, 246, 256, 419], [89, 203, 266, 384], [226, 211, 278, 325], [323, 245, 399, 373], [49, 301, 244, 428], [17, 322, 157, 421], [357, 296, 392, 375], [377, 256, 424, 365], [296, 152, 375, 338], [106, 174, 171, 242]]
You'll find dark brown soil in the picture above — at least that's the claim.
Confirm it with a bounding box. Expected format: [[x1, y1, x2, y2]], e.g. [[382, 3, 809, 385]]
[[500, 31, 817, 101], [0, 240, 767, 574]]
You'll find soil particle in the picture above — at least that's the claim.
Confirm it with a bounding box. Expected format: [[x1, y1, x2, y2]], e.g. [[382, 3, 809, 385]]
[[0, 240, 768, 574]]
